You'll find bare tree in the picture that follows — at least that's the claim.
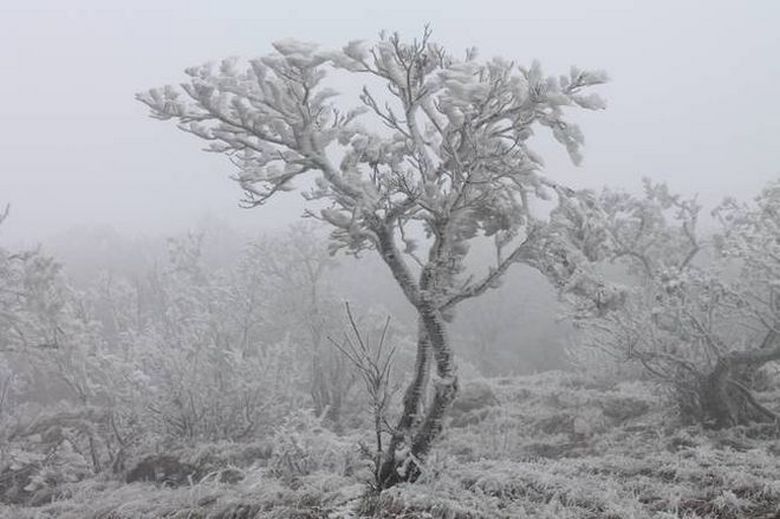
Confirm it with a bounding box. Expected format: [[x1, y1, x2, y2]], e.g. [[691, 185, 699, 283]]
[[329, 302, 397, 490], [137, 27, 607, 487]]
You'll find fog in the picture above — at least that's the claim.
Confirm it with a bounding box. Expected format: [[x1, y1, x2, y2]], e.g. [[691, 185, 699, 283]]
[[4, 2, 780, 515], [1, 0, 779, 246]]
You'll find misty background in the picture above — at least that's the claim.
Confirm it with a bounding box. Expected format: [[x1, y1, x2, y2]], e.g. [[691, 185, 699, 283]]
[[1, 1, 779, 375], [4, 3, 780, 516], [2, 0, 778, 246]]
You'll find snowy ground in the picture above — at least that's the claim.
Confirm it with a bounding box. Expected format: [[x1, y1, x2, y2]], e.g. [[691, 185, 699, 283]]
[[4, 371, 780, 518]]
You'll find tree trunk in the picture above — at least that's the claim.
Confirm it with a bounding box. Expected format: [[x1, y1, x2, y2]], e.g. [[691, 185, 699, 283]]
[[697, 359, 744, 428], [695, 355, 778, 429], [673, 329, 780, 428], [377, 294, 458, 488], [409, 294, 458, 469], [372, 222, 460, 489], [377, 319, 430, 488]]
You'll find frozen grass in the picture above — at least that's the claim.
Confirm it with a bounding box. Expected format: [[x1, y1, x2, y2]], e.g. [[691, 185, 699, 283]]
[[4, 371, 780, 518]]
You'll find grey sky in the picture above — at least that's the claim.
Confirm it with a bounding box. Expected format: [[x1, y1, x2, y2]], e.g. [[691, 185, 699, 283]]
[[1, 0, 778, 245]]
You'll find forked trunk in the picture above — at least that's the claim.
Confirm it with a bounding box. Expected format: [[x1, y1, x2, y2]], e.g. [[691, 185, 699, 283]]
[[377, 296, 458, 489], [372, 223, 460, 489]]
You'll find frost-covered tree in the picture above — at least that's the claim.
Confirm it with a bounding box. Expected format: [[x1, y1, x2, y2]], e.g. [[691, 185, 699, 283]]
[[571, 179, 780, 428], [705, 181, 780, 425], [137, 28, 607, 487], [239, 224, 356, 427], [0, 208, 108, 407], [101, 232, 304, 446], [0, 208, 121, 475]]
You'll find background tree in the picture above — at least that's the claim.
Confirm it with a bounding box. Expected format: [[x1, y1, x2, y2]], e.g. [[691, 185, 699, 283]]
[[569, 179, 780, 428], [243, 224, 357, 427], [137, 28, 607, 487]]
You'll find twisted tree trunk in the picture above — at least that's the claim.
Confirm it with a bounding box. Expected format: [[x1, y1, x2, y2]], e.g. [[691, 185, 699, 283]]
[[373, 223, 459, 489], [377, 297, 458, 488], [697, 330, 780, 428]]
